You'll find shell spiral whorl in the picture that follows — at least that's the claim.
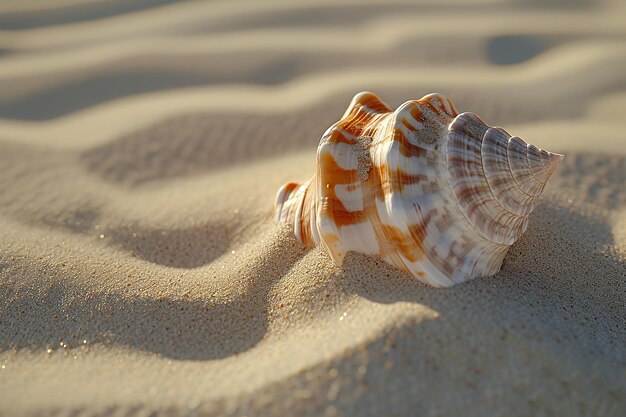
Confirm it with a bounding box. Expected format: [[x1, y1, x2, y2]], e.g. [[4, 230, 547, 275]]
[[275, 92, 563, 287]]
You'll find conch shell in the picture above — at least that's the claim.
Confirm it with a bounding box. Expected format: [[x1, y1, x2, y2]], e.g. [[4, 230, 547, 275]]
[[275, 92, 563, 287]]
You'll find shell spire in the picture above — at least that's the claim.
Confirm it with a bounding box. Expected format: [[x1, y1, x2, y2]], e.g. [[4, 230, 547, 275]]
[[275, 92, 563, 287]]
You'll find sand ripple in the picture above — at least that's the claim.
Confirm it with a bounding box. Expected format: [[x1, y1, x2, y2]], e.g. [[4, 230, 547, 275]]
[[0, 1, 625, 416]]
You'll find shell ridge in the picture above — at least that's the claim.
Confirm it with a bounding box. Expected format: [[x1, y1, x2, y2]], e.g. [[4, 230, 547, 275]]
[[525, 143, 549, 186], [480, 127, 538, 217], [525, 144, 563, 194], [374, 115, 455, 286], [293, 182, 306, 244], [502, 138, 537, 198], [479, 127, 535, 217], [371, 116, 420, 272], [475, 134, 528, 238], [507, 136, 546, 196], [342, 91, 392, 120], [441, 124, 508, 249], [435, 123, 512, 284], [315, 96, 387, 265], [504, 137, 535, 198], [399, 109, 510, 284], [446, 113, 527, 245]]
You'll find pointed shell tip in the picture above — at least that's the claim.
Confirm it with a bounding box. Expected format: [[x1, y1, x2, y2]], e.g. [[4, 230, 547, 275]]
[[550, 152, 565, 165]]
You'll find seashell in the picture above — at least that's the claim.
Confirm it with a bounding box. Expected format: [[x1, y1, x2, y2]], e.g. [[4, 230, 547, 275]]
[[275, 92, 563, 287]]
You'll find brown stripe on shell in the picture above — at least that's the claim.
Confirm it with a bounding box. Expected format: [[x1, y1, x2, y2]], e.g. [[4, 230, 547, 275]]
[[380, 224, 425, 264], [389, 168, 427, 193], [393, 128, 429, 158], [318, 149, 365, 228]]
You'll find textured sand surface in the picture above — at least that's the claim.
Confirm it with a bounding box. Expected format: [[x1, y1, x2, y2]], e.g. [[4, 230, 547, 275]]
[[0, 0, 625, 416]]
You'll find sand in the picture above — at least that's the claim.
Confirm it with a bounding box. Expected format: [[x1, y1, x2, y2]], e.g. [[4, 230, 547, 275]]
[[0, 0, 625, 416]]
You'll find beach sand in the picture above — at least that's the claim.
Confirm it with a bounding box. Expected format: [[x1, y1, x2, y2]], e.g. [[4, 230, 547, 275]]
[[0, 0, 625, 416]]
